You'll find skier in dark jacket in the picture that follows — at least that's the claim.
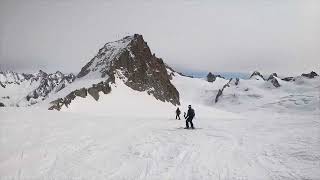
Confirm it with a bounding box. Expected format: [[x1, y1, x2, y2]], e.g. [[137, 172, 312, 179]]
[[184, 105, 195, 129], [176, 107, 181, 120]]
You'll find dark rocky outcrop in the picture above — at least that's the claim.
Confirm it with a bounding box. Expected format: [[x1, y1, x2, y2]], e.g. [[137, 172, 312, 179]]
[[215, 89, 223, 103], [282, 77, 295, 81], [301, 71, 318, 78], [230, 78, 240, 86], [88, 82, 111, 101], [77, 34, 180, 105], [0, 70, 76, 104], [267, 73, 280, 88], [0, 82, 5, 88], [0, 102, 4, 107], [267, 73, 278, 81], [207, 72, 216, 82], [27, 71, 76, 101], [235, 78, 240, 86], [215, 78, 232, 103], [74, 88, 87, 98], [49, 81, 111, 110], [269, 78, 281, 88], [207, 72, 224, 82], [250, 71, 264, 80]]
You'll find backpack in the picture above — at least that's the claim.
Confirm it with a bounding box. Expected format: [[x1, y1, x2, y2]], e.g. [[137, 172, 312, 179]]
[[190, 108, 195, 118]]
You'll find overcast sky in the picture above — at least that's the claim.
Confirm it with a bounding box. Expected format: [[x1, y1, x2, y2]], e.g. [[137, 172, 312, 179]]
[[0, 0, 319, 75]]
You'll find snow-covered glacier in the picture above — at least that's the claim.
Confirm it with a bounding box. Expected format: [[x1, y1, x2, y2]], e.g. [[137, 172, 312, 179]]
[[0, 35, 319, 180]]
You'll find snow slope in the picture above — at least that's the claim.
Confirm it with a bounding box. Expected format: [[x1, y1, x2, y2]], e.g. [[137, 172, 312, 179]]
[[0, 72, 319, 180], [1, 105, 319, 179], [216, 76, 320, 114]]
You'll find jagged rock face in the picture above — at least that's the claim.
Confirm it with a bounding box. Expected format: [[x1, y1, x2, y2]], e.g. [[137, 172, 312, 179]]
[[301, 71, 318, 78], [77, 34, 180, 105], [26, 71, 76, 101], [250, 71, 264, 80], [0, 102, 4, 107], [49, 81, 111, 110], [0, 70, 75, 106]]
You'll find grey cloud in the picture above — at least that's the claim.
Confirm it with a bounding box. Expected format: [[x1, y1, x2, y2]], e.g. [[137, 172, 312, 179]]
[[0, 0, 319, 75]]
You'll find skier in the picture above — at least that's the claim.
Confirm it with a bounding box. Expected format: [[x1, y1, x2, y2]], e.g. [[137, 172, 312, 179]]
[[184, 105, 195, 129], [176, 107, 181, 120]]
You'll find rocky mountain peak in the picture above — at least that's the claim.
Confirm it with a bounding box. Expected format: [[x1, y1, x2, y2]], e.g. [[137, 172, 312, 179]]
[[77, 34, 140, 79], [250, 71, 264, 80], [75, 34, 180, 106]]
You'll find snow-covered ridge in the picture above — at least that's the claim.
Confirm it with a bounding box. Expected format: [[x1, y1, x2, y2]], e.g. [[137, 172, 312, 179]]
[[171, 70, 320, 114], [0, 70, 75, 106]]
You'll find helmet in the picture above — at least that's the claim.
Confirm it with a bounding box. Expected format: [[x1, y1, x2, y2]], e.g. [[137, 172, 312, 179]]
[[188, 105, 191, 108]]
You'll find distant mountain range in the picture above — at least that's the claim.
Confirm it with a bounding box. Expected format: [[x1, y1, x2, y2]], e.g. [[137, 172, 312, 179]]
[[0, 34, 319, 113]]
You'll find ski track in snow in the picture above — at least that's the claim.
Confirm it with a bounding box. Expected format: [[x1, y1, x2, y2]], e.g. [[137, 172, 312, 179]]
[[0, 108, 319, 180]]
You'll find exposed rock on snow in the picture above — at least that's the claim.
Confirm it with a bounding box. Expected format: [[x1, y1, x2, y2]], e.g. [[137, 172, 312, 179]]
[[301, 71, 319, 78], [215, 78, 233, 103], [207, 72, 216, 82], [230, 78, 240, 86], [0, 70, 76, 106], [88, 81, 112, 101], [26, 71, 76, 101], [77, 34, 180, 105], [235, 78, 240, 85], [49, 81, 111, 110], [215, 89, 223, 103], [74, 88, 87, 98], [282, 77, 295, 81], [250, 71, 264, 80], [267, 73, 281, 88], [269, 78, 281, 88], [207, 72, 224, 82], [267, 73, 278, 81], [0, 102, 4, 107]]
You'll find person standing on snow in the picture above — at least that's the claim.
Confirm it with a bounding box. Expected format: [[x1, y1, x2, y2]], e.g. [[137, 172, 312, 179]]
[[184, 105, 195, 129], [176, 107, 181, 120]]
